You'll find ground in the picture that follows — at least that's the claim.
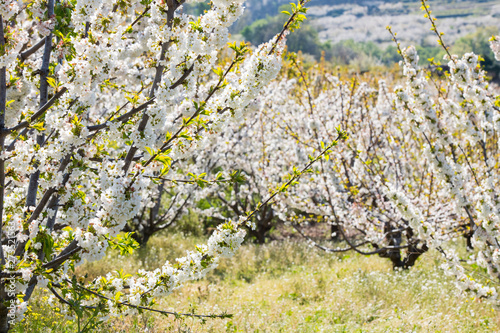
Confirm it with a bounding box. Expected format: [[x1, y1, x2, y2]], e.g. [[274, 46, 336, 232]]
[[15, 231, 500, 332]]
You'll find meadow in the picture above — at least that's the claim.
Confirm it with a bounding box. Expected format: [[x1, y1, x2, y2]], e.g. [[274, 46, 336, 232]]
[[16, 231, 500, 332]]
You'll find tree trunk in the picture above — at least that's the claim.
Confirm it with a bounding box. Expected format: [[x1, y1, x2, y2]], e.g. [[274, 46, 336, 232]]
[[0, 286, 12, 333], [331, 223, 340, 241], [0, 302, 9, 333], [465, 231, 474, 250], [402, 243, 429, 269], [248, 207, 275, 244]]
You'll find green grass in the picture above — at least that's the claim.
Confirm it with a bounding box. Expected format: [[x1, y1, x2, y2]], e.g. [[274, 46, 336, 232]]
[[15, 234, 500, 332]]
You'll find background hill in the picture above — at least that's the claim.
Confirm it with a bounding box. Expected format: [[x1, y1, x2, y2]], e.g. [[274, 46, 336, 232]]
[[185, 1, 500, 74], [211, 0, 500, 73], [305, 0, 500, 46]]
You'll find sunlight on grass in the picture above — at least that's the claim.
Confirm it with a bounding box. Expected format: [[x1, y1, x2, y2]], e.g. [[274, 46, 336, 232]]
[[16, 234, 500, 332]]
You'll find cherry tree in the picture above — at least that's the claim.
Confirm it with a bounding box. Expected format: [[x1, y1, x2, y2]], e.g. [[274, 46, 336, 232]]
[[198, 58, 457, 268], [385, 2, 500, 299], [203, 4, 500, 291], [193, 10, 500, 278], [191, 79, 301, 243], [0, 0, 314, 330]]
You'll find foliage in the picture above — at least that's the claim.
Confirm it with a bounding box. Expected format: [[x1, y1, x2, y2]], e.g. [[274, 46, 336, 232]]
[[241, 10, 329, 61], [450, 26, 500, 82]]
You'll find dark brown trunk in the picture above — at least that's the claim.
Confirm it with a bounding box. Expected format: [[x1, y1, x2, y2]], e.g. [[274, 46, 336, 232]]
[[0, 302, 9, 333]]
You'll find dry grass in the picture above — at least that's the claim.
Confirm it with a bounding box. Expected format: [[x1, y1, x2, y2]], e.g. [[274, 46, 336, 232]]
[[15, 233, 500, 332]]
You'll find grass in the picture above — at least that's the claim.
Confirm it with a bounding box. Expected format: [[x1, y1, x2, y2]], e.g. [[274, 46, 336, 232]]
[[14, 233, 500, 332]]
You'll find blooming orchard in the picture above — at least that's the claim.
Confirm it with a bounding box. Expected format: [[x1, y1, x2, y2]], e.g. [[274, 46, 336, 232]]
[[1, 0, 500, 329], [0, 0, 315, 330], [195, 57, 453, 267], [194, 26, 500, 303]]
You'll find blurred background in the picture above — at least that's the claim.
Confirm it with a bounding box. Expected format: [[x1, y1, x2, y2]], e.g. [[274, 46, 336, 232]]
[[186, 0, 500, 79]]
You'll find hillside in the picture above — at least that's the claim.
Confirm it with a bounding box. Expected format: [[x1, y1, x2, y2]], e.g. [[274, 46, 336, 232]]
[[238, 0, 500, 47]]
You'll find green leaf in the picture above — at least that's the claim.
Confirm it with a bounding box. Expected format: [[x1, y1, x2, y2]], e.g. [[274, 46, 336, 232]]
[[144, 146, 154, 157], [32, 122, 46, 131], [46, 77, 57, 88], [6, 100, 15, 108], [25, 239, 32, 252]]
